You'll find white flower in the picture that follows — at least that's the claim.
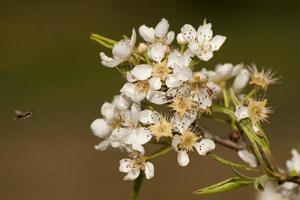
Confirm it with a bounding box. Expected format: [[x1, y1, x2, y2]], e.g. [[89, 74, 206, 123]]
[[147, 43, 165, 63], [138, 18, 174, 45], [120, 82, 146, 102], [100, 29, 136, 68], [194, 139, 216, 156], [91, 118, 111, 138], [234, 105, 249, 121], [287, 149, 300, 174], [139, 109, 160, 125], [233, 68, 250, 91], [256, 182, 300, 200], [186, 23, 226, 61], [180, 24, 197, 43], [171, 111, 197, 134], [165, 50, 193, 88], [119, 156, 154, 181], [131, 64, 152, 80], [238, 149, 258, 168], [172, 132, 215, 167]]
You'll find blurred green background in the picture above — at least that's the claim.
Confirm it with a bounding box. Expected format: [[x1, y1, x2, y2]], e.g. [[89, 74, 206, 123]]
[[1, 0, 300, 199]]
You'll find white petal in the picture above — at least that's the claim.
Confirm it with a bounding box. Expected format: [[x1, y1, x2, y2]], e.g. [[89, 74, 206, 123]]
[[149, 77, 162, 90], [180, 24, 197, 42], [206, 81, 221, 96], [112, 94, 131, 110], [99, 52, 122, 68], [165, 74, 182, 88], [131, 64, 152, 80], [112, 40, 131, 60], [286, 149, 300, 173], [146, 90, 167, 105], [177, 150, 190, 167], [197, 51, 213, 61], [131, 144, 145, 154], [110, 128, 131, 148], [119, 159, 133, 173], [147, 43, 165, 63], [101, 102, 115, 121], [127, 127, 152, 145], [215, 63, 234, 80], [173, 65, 193, 82], [197, 88, 213, 109], [120, 83, 146, 102], [197, 23, 213, 43], [234, 105, 249, 121], [130, 103, 141, 126], [90, 119, 111, 138], [165, 31, 175, 45], [171, 112, 197, 133], [144, 162, 154, 179], [94, 140, 110, 151], [126, 71, 138, 82], [238, 150, 258, 168], [233, 69, 250, 91], [130, 28, 137, 47], [155, 18, 169, 38], [176, 33, 188, 45], [171, 134, 181, 152], [188, 41, 201, 55], [210, 35, 226, 51], [138, 25, 155, 43], [123, 169, 141, 181], [195, 139, 216, 156], [139, 109, 160, 125]]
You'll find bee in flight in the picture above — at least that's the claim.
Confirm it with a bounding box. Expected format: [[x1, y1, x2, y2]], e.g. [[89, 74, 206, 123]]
[[14, 109, 34, 120]]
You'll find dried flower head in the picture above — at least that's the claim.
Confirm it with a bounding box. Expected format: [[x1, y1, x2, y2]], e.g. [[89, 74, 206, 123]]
[[178, 130, 200, 152], [249, 65, 279, 90], [247, 97, 272, 123], [149, 115, 173, 141], [168, 96, 196, 117]]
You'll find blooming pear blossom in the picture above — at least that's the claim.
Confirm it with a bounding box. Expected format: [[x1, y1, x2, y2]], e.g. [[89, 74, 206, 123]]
[[172, 131, 215, 167], [287, 149, 300, 175], [100, 29, 136, 68], [119, 152, 154, 180], [138, 18, 175, 45], [181, 22, 226, 61], [90, 19, 299, 198]]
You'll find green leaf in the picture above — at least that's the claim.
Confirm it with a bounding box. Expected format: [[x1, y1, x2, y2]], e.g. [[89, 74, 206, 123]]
[[194, 177, 253, 195], [208, 153, 257, 171], [289, 170, 299, 177], [254, 175, 269, 191]]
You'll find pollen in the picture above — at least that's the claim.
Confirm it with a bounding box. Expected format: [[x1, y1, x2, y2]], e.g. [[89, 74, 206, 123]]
[[248, 98, 272, 123], [178, 130, 199, 152], [136, 80, 150, 93], [152, 60, 172, 81], [149, 115, 173, 141], [168, 96, 196, 117], [249, 65, 279, 90], [188, 74, 207, 91]]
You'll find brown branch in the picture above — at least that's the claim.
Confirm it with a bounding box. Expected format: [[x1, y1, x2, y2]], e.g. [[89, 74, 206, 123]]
[[196, 125, 247, 151]]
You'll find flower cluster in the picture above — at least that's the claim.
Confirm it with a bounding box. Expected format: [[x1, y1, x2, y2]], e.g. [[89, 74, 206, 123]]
[[90, 18, 299, 199]]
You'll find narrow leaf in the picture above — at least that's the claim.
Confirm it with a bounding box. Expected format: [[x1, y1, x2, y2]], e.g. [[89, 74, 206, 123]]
[[194, 177, 253, 195]]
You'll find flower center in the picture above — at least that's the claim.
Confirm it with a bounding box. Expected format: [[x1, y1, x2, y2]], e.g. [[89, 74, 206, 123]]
[[152, 61, 172, 81], [169, 96, 195, 117], [178, 130, 199, 152], [136, 80, 150, 93], [149, 116, 173, 141]]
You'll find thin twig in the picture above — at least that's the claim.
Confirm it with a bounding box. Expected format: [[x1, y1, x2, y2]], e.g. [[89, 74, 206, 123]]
[[196, 125, 246, 151]]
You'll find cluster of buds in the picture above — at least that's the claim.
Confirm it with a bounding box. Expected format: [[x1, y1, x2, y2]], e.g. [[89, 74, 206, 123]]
[[90, 18, 300, 199]]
